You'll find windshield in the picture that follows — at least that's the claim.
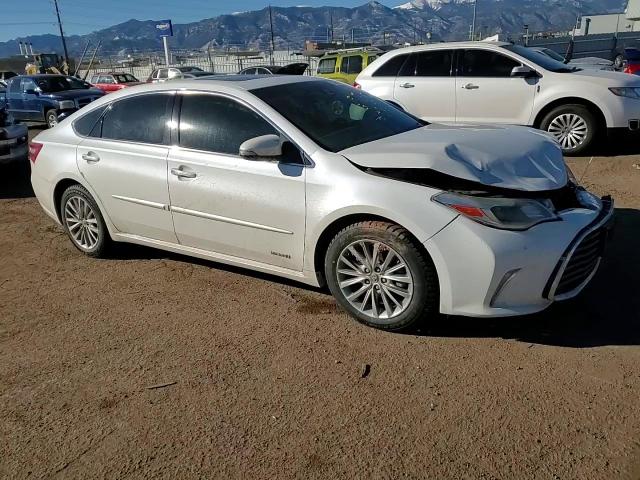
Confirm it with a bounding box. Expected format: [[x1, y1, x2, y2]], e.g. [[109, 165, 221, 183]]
[[251, 81, 425, 152], [35, 76, 90, 92], [502, 44, 577, 72], [537, 48, 566, 63], [114, 73, 138, 83]]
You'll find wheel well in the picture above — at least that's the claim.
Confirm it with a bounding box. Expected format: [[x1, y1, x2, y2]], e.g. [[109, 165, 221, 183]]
[[53, 179, 80, 222], [313, 213, 425, 287], [534, 97, 606, 130]]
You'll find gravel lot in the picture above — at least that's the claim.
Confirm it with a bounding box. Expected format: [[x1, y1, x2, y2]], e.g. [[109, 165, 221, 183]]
[[1, 127, 639, 479]]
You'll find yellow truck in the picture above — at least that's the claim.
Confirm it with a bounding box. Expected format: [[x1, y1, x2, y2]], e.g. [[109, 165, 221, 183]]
[[316, 48, 382, 85]]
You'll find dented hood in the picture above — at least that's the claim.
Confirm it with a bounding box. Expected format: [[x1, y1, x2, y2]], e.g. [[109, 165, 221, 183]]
[[341, 124, 567, 192]]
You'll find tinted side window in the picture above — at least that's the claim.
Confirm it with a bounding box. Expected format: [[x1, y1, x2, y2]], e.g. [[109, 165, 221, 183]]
[[158, 69, 168, 79], [9, 78, 21, 93], [21, 79, 37, 92], [317, 58, 336, 74], [179, 94, 276, 155], [74, 105, 107, 137], [461, 50, 520, 77], [367, 55, 378, 65], [90, 75, 99, 83], [414, 50, 453, 77], [373, 54, 409, 77], [342, 56, 363, 74], [101, 93, 173, 144]]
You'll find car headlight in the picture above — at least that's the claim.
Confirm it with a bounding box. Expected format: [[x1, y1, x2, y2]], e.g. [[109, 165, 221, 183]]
[[609, 87, 640, 99], [57, 100, 76, 110], [432, 192, 559, 231]]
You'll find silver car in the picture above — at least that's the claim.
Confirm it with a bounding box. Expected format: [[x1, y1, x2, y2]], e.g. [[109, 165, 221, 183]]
[[29, 76, 613, 331]]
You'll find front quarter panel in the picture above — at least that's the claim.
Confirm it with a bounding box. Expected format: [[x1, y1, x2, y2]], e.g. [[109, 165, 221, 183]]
[[304, 151, 458, 276]]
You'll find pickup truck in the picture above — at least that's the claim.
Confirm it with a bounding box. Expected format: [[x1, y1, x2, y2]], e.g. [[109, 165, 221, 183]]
[[4, 74, 104, 128]]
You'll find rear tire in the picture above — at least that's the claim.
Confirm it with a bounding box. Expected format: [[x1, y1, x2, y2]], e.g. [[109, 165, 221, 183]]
[[45, 109, 58, 128], [60, 184, 110, 258], [540, 104, 597, 156], [324, 221, 438, 331]]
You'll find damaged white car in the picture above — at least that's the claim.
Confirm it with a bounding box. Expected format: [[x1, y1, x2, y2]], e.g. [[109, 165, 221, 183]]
[[30, 77, 614, 330]]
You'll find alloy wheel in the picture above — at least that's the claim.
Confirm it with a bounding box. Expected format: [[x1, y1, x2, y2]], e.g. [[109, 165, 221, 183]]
[[336, 240, 414, 321], [64, 195, 100, 250], [547, 113, 588, 150]]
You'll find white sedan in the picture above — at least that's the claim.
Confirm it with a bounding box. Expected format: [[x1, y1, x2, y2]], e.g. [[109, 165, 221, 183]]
[[29, 76, 613, 331]]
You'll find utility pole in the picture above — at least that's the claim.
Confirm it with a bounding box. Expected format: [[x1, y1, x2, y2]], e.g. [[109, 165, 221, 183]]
[[53, 0, 70, 69], [268, 5, 275, 64], [330, 10, 334, 42], [470, 0, 478, 41]]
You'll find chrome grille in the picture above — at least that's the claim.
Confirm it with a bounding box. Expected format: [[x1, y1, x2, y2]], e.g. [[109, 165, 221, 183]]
[[555, 228, 605, 295]]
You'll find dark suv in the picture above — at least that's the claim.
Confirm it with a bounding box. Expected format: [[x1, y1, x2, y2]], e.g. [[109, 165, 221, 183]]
[[4, 74, 104, 128]]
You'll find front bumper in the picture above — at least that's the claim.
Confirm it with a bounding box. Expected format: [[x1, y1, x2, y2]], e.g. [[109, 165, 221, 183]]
[[0, 125, 28, 163], [424, 196, 614, 317]]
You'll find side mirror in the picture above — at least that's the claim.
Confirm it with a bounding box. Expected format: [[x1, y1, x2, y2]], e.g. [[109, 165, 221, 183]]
[[25, 88, 39, 95], [511, 65, 537, 78], [239, 135, 282, 159]]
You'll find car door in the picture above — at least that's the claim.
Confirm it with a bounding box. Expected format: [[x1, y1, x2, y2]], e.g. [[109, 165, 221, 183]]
[[455, 48, 537, 125], [5, 78, 24, 119], [20, 78, 43, 121], [393, 49, 456, 122], [76, 92, 178, 242], [167, 92, 306, 270]]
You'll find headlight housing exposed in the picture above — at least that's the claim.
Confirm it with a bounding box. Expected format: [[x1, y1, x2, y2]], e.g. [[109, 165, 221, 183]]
[[433, 192, 559, 231], [609, 87, 640, 99], [57, 100, 76, 110]]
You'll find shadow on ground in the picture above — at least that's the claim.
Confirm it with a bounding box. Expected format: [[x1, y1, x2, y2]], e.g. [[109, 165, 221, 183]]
[[110, 208, 640, 349], [0, 159, 34, 199]]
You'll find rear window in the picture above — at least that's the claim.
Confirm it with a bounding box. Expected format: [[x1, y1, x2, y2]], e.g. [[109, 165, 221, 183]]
[[372, 54, 410, 77], [317, 58, 337, 74], [341, 56, 363, 74], [73, 105, 108, 137]]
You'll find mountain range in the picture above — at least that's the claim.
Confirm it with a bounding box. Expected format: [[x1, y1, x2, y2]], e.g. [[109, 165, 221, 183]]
[[0, 0, 626, 58]]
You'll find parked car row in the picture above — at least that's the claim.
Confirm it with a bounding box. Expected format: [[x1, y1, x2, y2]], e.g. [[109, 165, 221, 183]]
[[28, 75, 614, 331]]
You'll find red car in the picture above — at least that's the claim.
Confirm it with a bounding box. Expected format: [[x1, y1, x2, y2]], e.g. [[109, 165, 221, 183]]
[[89, 72, 142, 93]]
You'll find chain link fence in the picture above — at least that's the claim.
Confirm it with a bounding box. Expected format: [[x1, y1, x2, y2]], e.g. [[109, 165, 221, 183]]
[[77, 51, 320, 81]]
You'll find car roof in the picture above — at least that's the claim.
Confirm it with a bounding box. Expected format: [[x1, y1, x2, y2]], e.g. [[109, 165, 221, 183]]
[[387, 41, 512, 54]]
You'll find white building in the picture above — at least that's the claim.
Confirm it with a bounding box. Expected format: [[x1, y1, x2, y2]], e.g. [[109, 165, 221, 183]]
[[578, 0, 640, 35]]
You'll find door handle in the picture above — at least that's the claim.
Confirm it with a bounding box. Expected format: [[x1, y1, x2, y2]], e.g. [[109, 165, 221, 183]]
[[171, 167, 197, 179], [462, 83, 479, 90], [399, 82, 415, 88], [81, 151, 100, 163]]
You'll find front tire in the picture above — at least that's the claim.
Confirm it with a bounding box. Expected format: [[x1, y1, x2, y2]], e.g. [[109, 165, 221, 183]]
[[45, 109, 58, 128], [540, 104, 597, 156], [60, 184, 110, 257], [324, 221, 438, 331]]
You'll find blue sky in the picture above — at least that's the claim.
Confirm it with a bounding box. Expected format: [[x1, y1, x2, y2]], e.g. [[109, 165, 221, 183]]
[[1, 0, 401, 42]]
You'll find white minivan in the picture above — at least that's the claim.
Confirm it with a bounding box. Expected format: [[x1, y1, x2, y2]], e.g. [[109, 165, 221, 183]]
[[355, 41, 640, 155]]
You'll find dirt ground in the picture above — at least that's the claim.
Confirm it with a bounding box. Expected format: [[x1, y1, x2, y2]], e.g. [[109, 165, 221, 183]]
[[1, 127, 639, 479]]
